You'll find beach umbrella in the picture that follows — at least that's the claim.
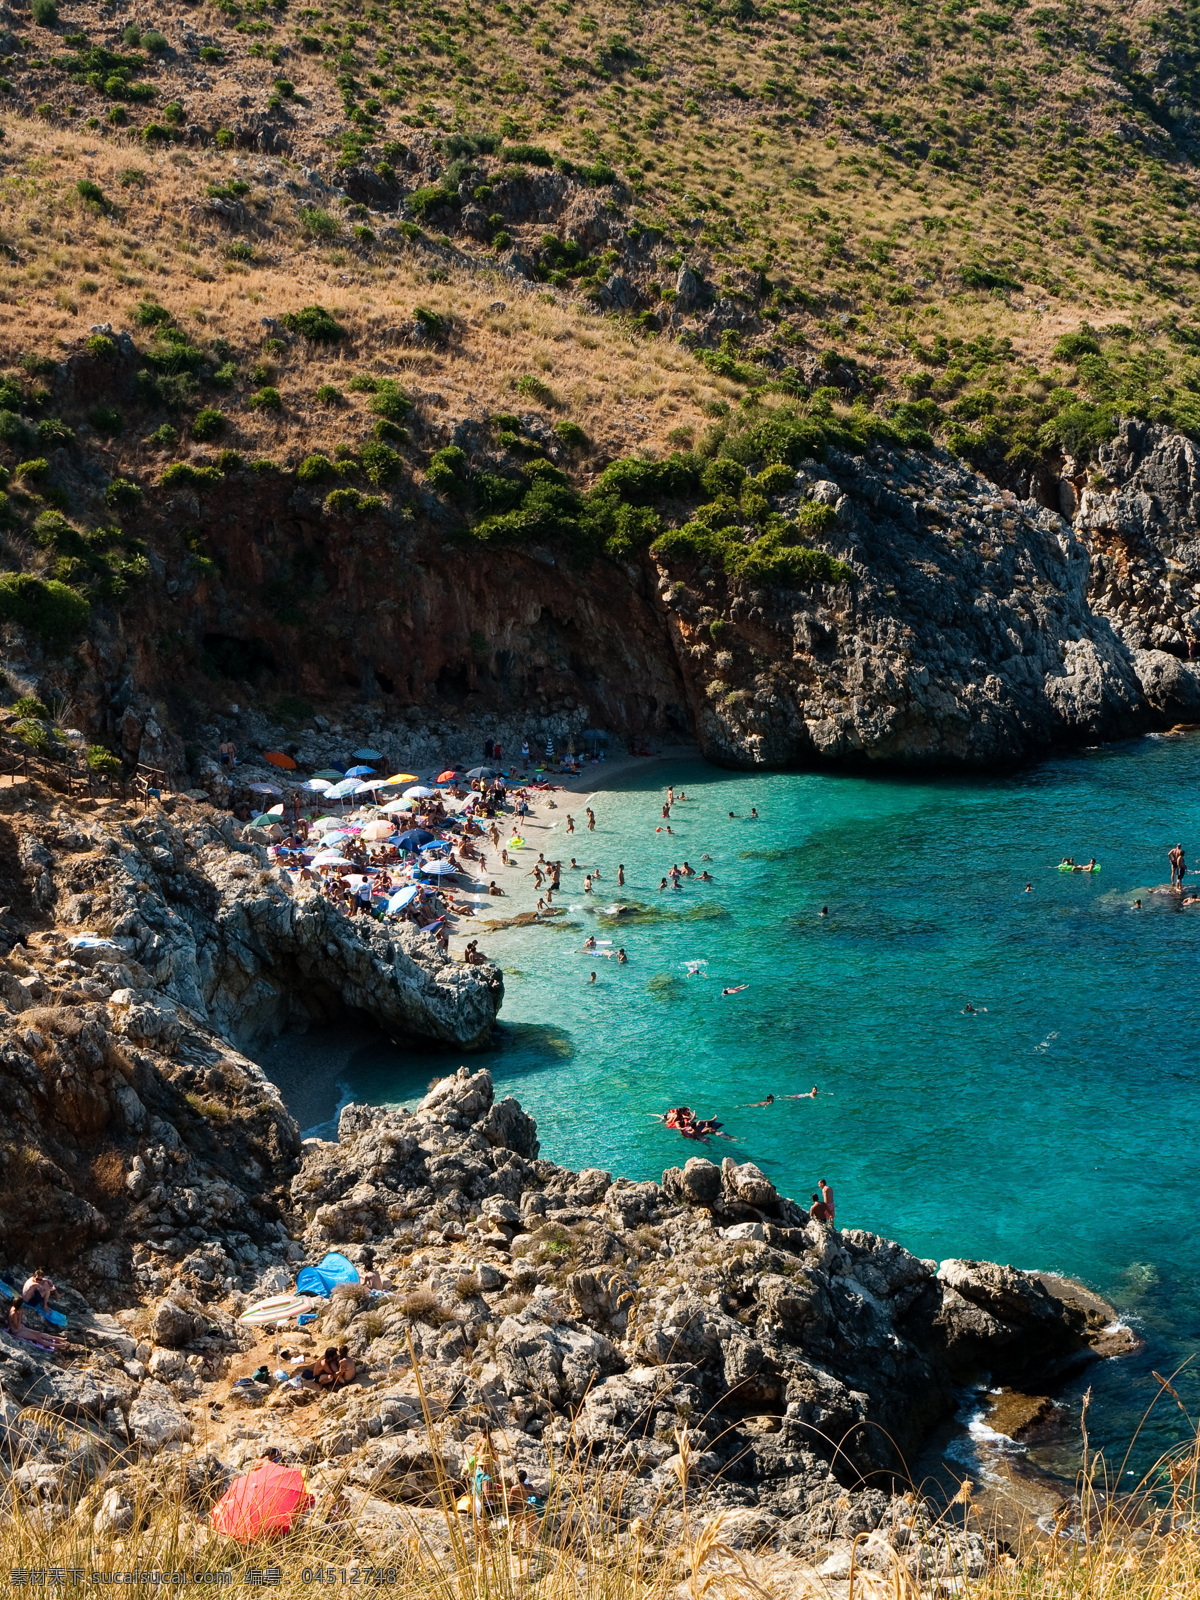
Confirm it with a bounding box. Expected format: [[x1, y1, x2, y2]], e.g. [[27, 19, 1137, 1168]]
[[579, 728, 609, 743], [396, 829, 434, 851], [210, 1461, 314, 1542], [248, 782, 282, 796], [420, 860, 458, 876], [312, 852, 352, 867], [263, 751, 298, 770], [345, 764, 376, 778], [465, 766, 495, 780], [326, 779, 360, 799], [436, 769, 460, 784], [317, 830, 349, 845], [300, 778, 332, 793], [310, 816, 342, 832], [403, 785, 434, 799], [353, 748, 384, 761], [381, 797, 414, 814], [351, 779, 380, 794], [267, 804, 284, 815], [381, 772, 419, 786], [313, 768, 344, 781], [249, 814, 277, 829], [362, 820, 392, 840], [387, 885, 420, 913]]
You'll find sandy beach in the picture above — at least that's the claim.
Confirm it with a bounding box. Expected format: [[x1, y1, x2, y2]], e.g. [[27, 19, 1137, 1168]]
[[444, 742, 703, 955]]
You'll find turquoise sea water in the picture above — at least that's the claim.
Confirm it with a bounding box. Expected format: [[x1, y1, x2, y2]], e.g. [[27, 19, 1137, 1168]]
[[286, 734, 1200, 1483]]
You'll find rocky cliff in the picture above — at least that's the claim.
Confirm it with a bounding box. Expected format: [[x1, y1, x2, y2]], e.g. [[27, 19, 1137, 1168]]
[[0, 1056, 1121, 1573], [42, 409, 1200, 782], [0, 790, 500, 1283]]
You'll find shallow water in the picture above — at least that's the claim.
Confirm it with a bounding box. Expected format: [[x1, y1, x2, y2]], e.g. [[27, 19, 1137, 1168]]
[[259, 732, 1200, 1487]]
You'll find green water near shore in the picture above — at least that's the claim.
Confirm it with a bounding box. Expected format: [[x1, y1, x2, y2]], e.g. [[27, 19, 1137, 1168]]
[[268, 732, 1200, 1485]]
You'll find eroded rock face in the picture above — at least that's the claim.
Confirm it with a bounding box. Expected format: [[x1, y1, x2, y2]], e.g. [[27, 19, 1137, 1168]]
[[654, 445, 1160, 768], [285, 1066, 1108, 1512], [0, 798, 501, 1286]]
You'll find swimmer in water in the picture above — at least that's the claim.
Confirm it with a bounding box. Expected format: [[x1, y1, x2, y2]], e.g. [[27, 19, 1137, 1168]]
[[700, 870, 713, 882], [659, 877, 668, 892], [588, 971, 597, 984], [1024, 883, 1032, 893], [729, 811, 737, 819], [820, 906, 828, 917], [745, 1093, 775, 1107], [722, 984, 749, 995], [617, 864, 625, 887], [751, 807, 758, 819], [1133, 898, 1142, 910], [783, 1087, 820, 1099], [583, 935, 596, 951], [617, 947, 627, 963], [701, 854, 713, 862]]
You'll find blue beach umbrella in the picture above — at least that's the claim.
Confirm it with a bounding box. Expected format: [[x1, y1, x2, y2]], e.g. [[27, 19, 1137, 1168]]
[[353, 748, 384, 761], [345, 765, 376, 778], [397, 828, 435, 851]]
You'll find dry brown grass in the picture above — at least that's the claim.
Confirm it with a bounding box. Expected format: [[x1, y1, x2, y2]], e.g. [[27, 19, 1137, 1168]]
[[0, 120, 730, 471]]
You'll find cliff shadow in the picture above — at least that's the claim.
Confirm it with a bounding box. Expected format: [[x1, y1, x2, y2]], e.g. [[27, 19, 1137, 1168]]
[[249, 1018, 575, 1137]]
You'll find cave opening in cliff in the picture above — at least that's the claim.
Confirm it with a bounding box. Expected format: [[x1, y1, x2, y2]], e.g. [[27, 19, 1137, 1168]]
[[202, 633, 276, 683]]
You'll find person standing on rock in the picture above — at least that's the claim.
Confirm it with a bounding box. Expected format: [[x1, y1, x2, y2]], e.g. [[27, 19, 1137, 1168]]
[[1170, 843, 1186, 887], [818, 1178, 835, 1223], [809, 1193, 831, 1223]]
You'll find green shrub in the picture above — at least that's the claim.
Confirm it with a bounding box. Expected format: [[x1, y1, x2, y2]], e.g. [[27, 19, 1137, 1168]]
[[297, 453, 336, 484], [701, 458, 747, 497], [755, 461, 797, 495], [554, 419, 589, 450], [1038, 402, 1118, 461], [161, 462, 222, 485], [76, 178, 107, 208], [13, 694, 49, 719], [1054, 327, 1102, 362], [406, 184, 457, 220], [36, 417, 72, 449], [135, 298, 171, 327], [298, 206, 339, 240], [960, 264, 1021, 291], [104, 476, 142, 510], [426, 446, 468, 495], [191, 406, 225, 441], [324, 487, 382, 514], [148, 423, 178, 447], [31, 0, 58, 25], [595, 454, 700, 503], [369, 381, 411, 423], [281, 304, 345, 342], [0, 574, 89, 650], [89, 405, 124, 435], [15, 718, 51, 752], [413, 305, 446, 340], [86, 744, 122, 773], [502, 142, 554, 167], [212, 360, 237, 388], [516, 373, 555, 407], [16, 457, 49, 481], [361, 441, 403, 486], [315, 384, 341, 404], [85, 333, 117, 360], [0, 412, 34, 451], [247, 386, 282, 411], [142, 29, 168, 51]]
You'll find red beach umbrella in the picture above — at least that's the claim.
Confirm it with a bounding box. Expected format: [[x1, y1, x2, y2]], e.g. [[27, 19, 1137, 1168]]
[[210, 1461, 313, 1542]]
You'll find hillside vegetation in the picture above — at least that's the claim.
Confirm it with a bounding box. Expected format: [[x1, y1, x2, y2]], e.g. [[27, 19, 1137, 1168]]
[[0, 0, 1197, 718]]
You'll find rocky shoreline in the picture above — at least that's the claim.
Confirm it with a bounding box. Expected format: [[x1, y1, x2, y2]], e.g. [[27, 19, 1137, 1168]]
[[0, 786, 1135, 1574]]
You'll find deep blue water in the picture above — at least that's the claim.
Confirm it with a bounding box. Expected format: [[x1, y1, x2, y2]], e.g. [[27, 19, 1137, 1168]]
[[272, 733, 1200, 1485]]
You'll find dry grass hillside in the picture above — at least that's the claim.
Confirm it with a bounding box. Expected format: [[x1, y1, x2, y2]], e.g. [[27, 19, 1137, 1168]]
[[0, 0, 1196, 735]]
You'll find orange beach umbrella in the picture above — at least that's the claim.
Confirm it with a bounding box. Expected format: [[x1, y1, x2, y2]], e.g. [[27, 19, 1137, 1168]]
[[263, 751, 298, 771]]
